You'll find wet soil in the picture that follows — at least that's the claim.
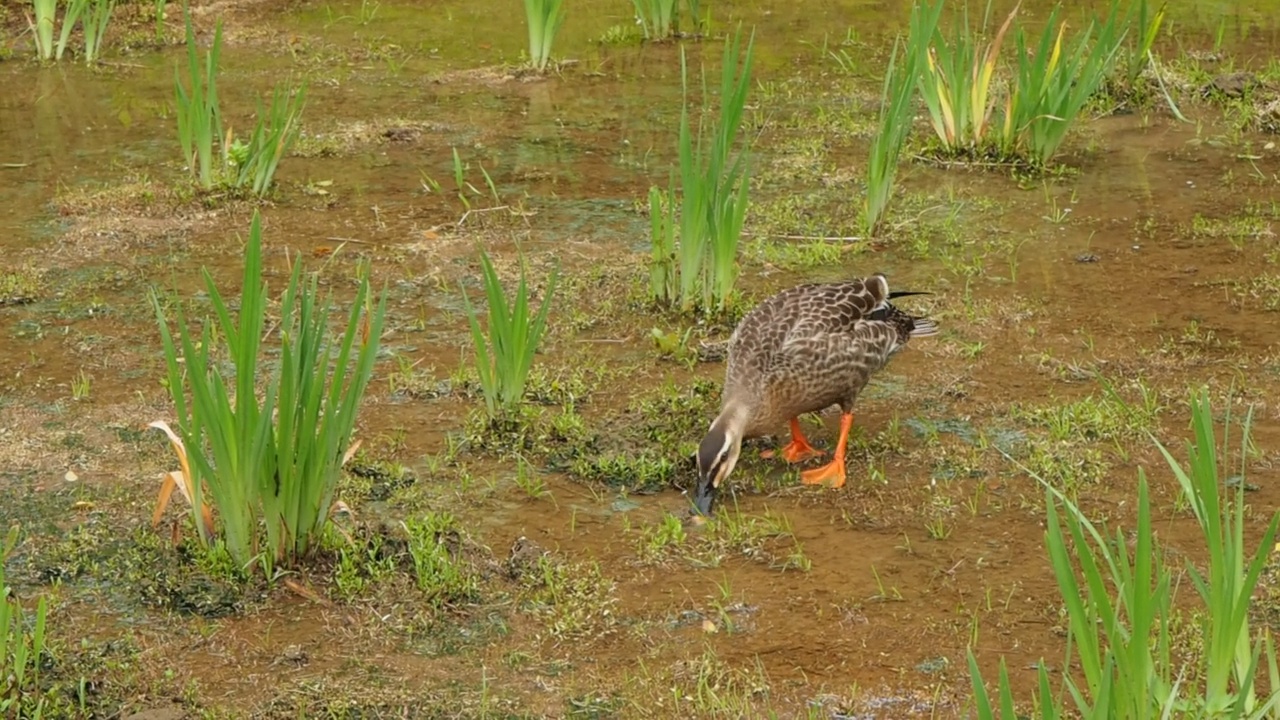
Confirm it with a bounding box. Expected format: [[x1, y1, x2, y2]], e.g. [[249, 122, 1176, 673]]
[[5, 0, 1280, 717]]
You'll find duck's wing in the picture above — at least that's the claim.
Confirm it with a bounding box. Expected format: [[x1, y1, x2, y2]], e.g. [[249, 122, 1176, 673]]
[[724, 274, 917, 408], [782, 276, 888, 341], [752, 321, 896, 421]]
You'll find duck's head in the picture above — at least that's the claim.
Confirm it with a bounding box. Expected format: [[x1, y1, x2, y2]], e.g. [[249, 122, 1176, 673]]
[[693, 414, 744, 516]]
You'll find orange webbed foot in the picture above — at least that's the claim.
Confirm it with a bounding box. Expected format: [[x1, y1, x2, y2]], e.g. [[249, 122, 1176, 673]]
[[800, 458, 847, 488], [761, 418, 827, 463]]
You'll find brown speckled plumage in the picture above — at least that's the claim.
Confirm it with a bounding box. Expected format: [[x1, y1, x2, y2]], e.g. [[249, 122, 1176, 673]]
[[725, 274, 934, 433], [692, 273, 937, 515]]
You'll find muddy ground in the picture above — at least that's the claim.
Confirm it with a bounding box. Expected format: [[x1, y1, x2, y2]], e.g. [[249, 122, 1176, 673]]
[[3, 0, 1280, 717]]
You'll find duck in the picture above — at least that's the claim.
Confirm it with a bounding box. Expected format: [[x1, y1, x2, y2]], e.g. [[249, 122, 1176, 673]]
[[691, 273, 937, 515]]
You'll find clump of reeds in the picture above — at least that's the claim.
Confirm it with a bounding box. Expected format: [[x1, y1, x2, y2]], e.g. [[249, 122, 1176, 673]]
[[863, 4, 937, 237], [173, 5, 305, 195], [150, 211, 386, 574], [914, 0, 1017, 155], [999, 4, 1124, 167], [648, 26, 754, 316], [174, 10, 223, 189], [461, 249, 558, 419], [1, 525, 49, 716], [904, 0, 1129, 169], [970, 390, 1280, 717], [29, 0, 115, 62], [524, 0, 566, 72], [632, 0, 676, 40]]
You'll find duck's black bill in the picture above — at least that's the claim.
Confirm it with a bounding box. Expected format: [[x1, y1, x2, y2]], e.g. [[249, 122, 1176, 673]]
[[692, 486, 716, 516], [888, 291, 932, 300]]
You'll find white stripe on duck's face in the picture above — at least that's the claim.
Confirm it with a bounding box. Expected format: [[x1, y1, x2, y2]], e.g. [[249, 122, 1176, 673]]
[[694, 424, 742, 515]]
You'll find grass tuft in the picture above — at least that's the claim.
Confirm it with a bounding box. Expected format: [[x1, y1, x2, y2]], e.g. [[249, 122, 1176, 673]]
[[150, 211, 387, 575], [1, 525, 49, 717], [460, 249, 559, 420], [977, 390, 1280, 717], [523, 0, 566, 72], [649, 26, 755, 316], [520, 555, 617, 640], [403, 512, 481, 609]]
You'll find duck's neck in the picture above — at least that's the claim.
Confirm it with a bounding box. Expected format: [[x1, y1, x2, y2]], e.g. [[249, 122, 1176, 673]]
[[712, 396, 752, 442]]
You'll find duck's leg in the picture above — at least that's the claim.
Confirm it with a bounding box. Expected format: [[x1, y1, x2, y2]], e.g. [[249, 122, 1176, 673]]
[[800, 412, 853, 488], [761, 418, 825, 463]]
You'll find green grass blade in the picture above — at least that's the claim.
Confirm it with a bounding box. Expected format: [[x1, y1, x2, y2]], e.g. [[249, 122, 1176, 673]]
[[57, 0, 88, 61], [32, 0, 56, 59]]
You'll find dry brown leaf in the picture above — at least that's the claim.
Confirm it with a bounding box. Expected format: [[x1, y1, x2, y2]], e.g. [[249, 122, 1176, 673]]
[[148, 420, 215, 537], [341, 439, 363, 466], [327, 500, 356, 546], [284, 578, 332, 606]]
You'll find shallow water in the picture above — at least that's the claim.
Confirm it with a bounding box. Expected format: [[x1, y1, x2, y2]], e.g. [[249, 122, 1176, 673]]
[[3, 0, 1280, 716]]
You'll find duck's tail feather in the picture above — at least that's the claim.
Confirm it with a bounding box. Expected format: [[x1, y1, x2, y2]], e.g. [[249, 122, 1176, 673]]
[[909, 317, 939, 338]]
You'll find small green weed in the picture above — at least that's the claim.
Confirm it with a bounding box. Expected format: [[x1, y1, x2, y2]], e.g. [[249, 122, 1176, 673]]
[[1015, 380, 1163, 446], [1022, 442, 1109, 496], [1, 525, 49, 717], [70, 370, 91, 401], [0, 268, 43, 306], [630, 378, 720, 452], [570, 454, 678, 494], [642, 504, 812, 571], [632, 647, 773, 716], [1230, 274, 1280, 312], [597, 24, 641, 45], [520, 556, 617, 640], [330, 530, 398, 602], [512, 457, 551, 500], [635, 513, 688, 562], [403, 513, 480, 609]]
